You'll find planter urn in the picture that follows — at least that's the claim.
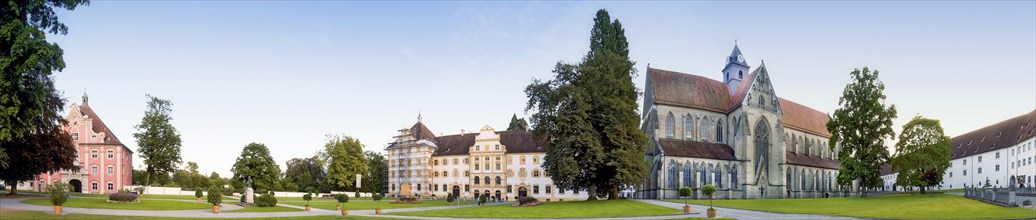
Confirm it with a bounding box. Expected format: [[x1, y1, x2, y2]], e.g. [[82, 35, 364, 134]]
[[212, 205, 221, 213], [336, 204, 341, 210], [341, 209, 349, 216], [53, 205, 62, 215], [197, 198, 202, 202], [375, 208, 383, 215], [707, 208, 716, 218], [683, 205, 691, 214], [305, 205, 311, 211]]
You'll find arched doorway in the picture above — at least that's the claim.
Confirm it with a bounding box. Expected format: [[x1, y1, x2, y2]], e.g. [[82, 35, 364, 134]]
[[518, 186, 528, 198], [68, 179, 82, 193], [452, 185, 460, 199], [474, 191, 480, 200], [495, 190, 502, 202]]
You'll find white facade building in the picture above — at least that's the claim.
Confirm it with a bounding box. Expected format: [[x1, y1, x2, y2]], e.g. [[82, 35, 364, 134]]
[[882, 110, 1036, 191], [387, 119, 588, 201]]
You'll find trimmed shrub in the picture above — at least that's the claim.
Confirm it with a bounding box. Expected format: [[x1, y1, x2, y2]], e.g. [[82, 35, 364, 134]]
[[256, 193, 278, 207], [108, 193, 139, 202], [47, 182, 69, 206], [479, 193, 488, 205], [354, 191, 360, 198], [195, 188, 204, 199], [446, 193, 455, 203], [372, 193, 383, 202], [517, 196, 538, 206], [302, 193, 312, 205], [207, 186, 222, 206], [335, 193, 350, 203]]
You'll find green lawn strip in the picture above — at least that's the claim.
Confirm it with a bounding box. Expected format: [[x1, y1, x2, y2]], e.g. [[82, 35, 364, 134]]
[[283, 199, 474, 210], [71, 193, 232, 201], [665, 194, 1034, 219], [391, 199, 681, 218], [225, 205, 302, 212], [21, 198, 211, 210], [0, 208, 404, 220]]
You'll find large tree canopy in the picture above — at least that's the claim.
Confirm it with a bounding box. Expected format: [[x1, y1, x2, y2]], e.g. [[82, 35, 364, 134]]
[[284, 155, 327, 193], [363, 151, 387, 194], [133, 94, 183, 186], [322, 135, 368, 191], [892, 116, 951, 194], [0, 0, 89, 169], [231, 142, 281, 193], [826, 67, 898, 197], [526, 9, 647, 200]]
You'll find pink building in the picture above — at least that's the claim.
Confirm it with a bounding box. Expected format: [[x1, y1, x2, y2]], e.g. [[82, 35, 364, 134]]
[[29, 94, 133, 194]]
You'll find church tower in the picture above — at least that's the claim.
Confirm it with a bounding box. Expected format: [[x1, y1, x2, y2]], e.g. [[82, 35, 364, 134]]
[[723, 43, 751, 94]]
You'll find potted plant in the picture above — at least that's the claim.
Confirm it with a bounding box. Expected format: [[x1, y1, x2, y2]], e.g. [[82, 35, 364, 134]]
[[702, 184, 717, 218], [335, 193, 350, 216], [479, 193, 488, 206], [446, 193, 455, 205], [302, 193, 312, 211], [207, 186, 222, 213], [195, 188, 204, 202], [679, 186, 692, 214], [372, 193, 384, 215], [47, 182, 69, 215]]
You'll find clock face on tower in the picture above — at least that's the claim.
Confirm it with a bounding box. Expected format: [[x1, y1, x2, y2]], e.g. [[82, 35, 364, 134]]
[[737, 54, 745, 63]]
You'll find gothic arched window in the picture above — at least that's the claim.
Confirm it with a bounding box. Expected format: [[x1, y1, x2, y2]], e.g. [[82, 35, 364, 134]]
[[699, 164, 708, 186], [683, 116, 694, 140], [730, 166, 738, 190], [758, 95, 765, 106], [668, 161, 679, 189], [716, 120, 724, 143], [755, 118, 771, 182], [700, 116, 710, 142], [665, 113, 675, 138], [684, 162, 694, 187], [715, 165, 723, 189]]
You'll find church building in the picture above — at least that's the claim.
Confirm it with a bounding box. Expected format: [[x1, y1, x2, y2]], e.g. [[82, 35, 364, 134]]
[[638, 45, 850, 199]]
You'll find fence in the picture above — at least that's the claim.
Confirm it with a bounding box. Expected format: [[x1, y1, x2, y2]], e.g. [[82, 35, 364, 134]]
[[964, 187, 1036, 207]]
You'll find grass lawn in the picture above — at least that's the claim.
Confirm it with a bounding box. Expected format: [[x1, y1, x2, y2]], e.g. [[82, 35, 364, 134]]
[[283, 199, 475, 210], [21, 197, 211, 210], [666, 194, 1035, 219], [0, 208, 403, 220], [391, 199, 681, 218], [226, 205, 302, 212], [72, 193, 231, 201]]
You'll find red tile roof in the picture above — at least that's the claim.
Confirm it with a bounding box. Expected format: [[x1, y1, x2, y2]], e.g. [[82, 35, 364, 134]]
[[778, 98, 832, 137], [648, 68, 732, 113], [410, 122, 437, 142], [647, 67, 832, 137], [658, 138, 736, 160], [76, 104, 125, 146], [430, 131, 544, 156], [950, 110, 1036, 159], [786, 152, 840, 170]]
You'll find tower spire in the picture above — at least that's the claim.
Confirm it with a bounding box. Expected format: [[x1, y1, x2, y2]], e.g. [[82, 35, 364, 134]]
[[417, 112, 422, 123], [82, 92, 89, 105]]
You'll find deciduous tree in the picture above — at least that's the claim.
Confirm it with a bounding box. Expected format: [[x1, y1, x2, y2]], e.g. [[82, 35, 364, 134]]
[[133, 94, 182, 186], [827, 67, 897, 197], [284, 155, 326, 193], [892, 116, 951, 194], [231, 142, 281, 192], [0, 0, 90, 168], [363, 151, 387, 194], [322, 135, 367, 191]]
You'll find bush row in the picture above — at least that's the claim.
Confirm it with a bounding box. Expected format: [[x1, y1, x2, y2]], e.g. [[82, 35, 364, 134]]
[[109, 193, 138, 202]]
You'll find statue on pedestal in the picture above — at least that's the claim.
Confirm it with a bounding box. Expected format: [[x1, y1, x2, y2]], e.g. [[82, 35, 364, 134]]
[[243, 176, 255, 205]]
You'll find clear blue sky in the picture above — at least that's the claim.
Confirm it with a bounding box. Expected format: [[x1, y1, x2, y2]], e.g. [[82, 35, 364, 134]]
[[47, 1, 1036, 177]]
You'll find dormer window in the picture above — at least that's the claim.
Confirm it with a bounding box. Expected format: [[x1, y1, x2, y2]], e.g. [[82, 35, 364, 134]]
[[72, 133, 79, 141], [91, 135, 97, 141]]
